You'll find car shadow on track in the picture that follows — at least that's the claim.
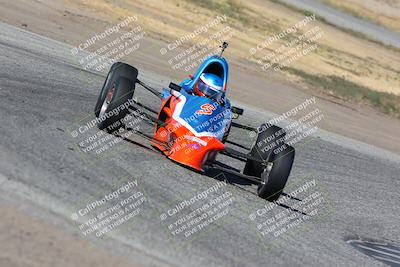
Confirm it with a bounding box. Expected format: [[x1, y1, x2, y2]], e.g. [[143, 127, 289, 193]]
[[117, 131, 308, 216], [204, 164, 253, 186], [205, 167, 308, 216], [116, 132, 161, 155]]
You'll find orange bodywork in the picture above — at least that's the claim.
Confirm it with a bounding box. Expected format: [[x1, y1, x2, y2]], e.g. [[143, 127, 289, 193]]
[[151, 95, 225, 171]]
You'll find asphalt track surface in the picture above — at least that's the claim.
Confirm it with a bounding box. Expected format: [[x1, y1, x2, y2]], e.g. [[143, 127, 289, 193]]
[[1, 22, 400, 267], [280, 0, 400, 48]]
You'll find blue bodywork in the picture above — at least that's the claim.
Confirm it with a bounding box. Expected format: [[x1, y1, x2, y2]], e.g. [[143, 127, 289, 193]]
[[162, 55, 232, 140], [181, 55, 229, 92]]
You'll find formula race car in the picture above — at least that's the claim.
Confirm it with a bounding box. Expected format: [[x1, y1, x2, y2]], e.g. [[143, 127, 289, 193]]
[[94, 43, 295, 201]]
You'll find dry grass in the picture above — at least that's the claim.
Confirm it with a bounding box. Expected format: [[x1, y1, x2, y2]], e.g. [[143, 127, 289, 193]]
[[66, 0, 400, 116]]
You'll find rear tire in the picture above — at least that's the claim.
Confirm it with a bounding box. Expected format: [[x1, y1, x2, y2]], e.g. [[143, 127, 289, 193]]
[[257, 145, 295, 201], [243, 124, 294, 201], [244, 124, 285, 177]]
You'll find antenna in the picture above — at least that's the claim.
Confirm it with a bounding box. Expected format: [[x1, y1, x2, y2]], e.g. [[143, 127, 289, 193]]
[[219, 42, 229, 57]]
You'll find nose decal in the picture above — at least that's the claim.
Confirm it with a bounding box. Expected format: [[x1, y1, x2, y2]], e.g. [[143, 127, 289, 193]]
[[196, 104, 216, 115]]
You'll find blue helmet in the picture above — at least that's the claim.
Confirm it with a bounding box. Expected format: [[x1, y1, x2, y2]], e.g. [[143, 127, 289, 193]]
[[194, 73, 224, 100]]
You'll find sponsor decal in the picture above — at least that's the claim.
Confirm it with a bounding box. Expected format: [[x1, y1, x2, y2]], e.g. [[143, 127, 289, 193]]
[[196, 104, 216, 115]]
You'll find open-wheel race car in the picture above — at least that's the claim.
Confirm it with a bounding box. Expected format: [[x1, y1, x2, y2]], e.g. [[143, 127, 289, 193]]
[[94, 43, 295, 201]]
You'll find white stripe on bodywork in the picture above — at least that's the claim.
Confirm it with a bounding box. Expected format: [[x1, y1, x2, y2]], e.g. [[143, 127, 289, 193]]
[[172, 94, 220, 138]]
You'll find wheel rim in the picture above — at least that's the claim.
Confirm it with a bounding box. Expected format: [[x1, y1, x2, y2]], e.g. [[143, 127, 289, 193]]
[[99, 85, 115, 117], [260, 162, 273, 185]]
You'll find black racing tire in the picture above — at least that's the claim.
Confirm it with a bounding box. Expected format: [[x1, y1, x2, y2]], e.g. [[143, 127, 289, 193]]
[[257, 144, 295, 201], [94, 62, 138, 117], [243, 124, 285, 177], [243, 124, 294, 201], [97, 77, 136, 131]]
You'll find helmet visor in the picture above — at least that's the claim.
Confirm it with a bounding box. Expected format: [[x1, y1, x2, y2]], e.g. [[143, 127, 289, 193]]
[[197, 80, 223, 100]]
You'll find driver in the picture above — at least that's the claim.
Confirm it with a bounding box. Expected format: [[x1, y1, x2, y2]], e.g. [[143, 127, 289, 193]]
[[193, 73, 224, 101]]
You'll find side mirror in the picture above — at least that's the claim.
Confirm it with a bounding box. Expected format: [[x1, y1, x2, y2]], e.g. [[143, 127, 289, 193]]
[[169, 82, 182, 92], [231, 106, 244, 116]]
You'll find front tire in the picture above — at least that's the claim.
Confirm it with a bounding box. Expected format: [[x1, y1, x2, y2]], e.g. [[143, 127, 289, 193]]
[[94, 62, 138, 117], [97, 77, 135, 131], [94, 62, 138, 131]]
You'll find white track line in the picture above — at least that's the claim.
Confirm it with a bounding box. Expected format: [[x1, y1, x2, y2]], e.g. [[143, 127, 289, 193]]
[[357, 244, 400, 260], [372, 255, 400, 265]]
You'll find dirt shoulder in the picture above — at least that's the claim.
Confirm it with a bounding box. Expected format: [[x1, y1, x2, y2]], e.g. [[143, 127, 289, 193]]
[[0, 0, 399, 156], [0, 204, 136, 267]]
